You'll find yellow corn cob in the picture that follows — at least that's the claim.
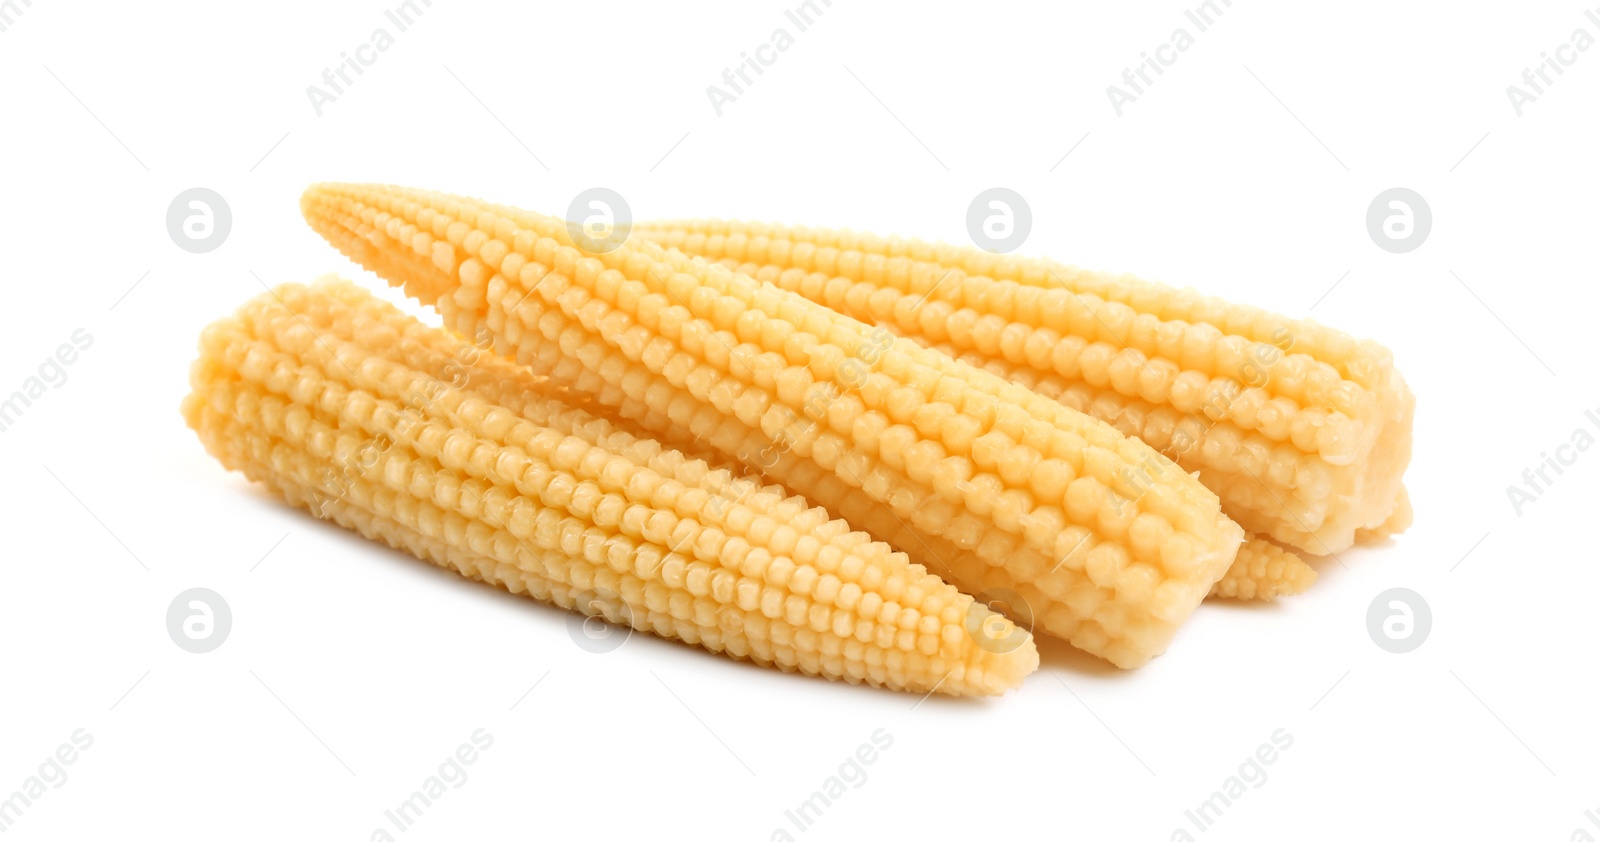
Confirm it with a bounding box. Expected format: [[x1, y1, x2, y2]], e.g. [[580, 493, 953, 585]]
[[300, 275, 1020, 623], [182, 278, 1038, 696], [635, 220, 1415, 556], [1209, 538, 1317, 600], [301, 183, 1247, 668]]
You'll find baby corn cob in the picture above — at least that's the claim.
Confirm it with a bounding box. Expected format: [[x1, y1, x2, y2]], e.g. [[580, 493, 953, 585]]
[[301, 183, 1247, 668], [183, 278, 1038, 696], [636, 221, 1414, 556], [1209, 539, 1317, 600]]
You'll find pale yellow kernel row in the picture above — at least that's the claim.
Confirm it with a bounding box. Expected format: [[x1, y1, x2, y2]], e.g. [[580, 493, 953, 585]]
[[915, 337, 1336, 517], [643, 219, 1401, 391]]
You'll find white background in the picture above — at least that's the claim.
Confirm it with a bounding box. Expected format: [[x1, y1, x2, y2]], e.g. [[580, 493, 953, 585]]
[[1, 1, 1596, 839]]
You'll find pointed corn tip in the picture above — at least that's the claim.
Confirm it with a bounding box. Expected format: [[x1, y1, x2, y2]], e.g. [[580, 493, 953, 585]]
[[944, 608, 1040, 696], [1207, 536, 1317, 601], [299, 182, 333, 214], [972, 633, 1041, 696]]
